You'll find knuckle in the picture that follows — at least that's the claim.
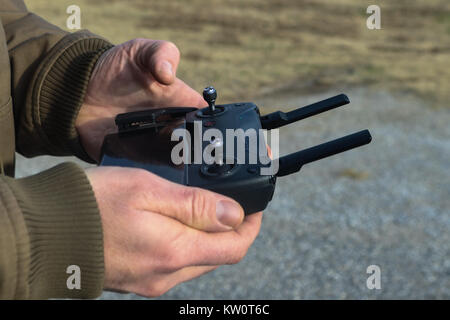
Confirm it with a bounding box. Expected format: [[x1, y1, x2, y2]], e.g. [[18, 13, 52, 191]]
[[165, 249, 184, 271], [128, 168, 149, 183], [132, 37, 146, 42], [162, 40, 180, 56], [187, 188, 212, 224], [127, 169, 151, 196], [229, 247, 248, 264], [157, 239, 186, 272], [144, 281, 169, 298]]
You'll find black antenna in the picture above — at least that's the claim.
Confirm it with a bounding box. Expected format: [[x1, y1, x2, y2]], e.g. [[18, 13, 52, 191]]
[[275, 130, 372, 177], [261, 94, 350, 130]]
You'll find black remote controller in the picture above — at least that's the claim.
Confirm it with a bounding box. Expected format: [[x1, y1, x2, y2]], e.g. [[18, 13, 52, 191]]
[[100, 86, 372, 214]]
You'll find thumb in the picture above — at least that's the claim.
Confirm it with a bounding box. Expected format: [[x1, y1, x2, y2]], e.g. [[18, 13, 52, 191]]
[[139, 40, 180, 85], [146, 175, 245, 232]]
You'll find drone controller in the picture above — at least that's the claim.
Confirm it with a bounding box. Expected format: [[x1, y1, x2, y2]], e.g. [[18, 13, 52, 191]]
[[100, 86, 372, 214]]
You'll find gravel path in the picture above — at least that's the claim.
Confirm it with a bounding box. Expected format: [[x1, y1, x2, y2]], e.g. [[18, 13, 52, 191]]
[[15, 87, 450, 299]]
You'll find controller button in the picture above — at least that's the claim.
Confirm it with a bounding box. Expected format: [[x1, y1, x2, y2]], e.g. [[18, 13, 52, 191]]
[[203, 120, 216, 127], [247, 167, 258, 174], [200, 161, 237, 177], [196, 106, 226, 118], [207, 163, 234, 174]]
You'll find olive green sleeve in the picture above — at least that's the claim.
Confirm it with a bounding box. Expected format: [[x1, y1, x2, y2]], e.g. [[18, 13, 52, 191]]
[[0, 162, 104, 299], [0, 0, 109, 299], [1, 0, 113, 162]]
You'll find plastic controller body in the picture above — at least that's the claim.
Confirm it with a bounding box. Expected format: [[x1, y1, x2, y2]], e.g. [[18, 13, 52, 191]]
[[100, 87, 372, 214]]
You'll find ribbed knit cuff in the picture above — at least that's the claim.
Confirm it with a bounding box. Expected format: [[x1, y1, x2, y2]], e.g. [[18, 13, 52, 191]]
[[4, 163, 104, 299], [31, 31, 113, 163]]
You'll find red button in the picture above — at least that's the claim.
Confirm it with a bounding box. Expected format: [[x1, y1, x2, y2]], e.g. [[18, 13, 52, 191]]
[[203, 120, 216, 127]]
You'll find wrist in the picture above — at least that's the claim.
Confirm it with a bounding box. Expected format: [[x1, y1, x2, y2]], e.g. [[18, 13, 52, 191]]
[[30, 31, 113, 162]]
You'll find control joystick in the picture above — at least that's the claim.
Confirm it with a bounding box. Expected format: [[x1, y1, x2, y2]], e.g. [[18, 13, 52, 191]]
[[203, 86, 217, 111], [202, 86, 223, 115]]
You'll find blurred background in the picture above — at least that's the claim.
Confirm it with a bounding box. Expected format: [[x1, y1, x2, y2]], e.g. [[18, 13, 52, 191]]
[[20, 0, 449, 299]]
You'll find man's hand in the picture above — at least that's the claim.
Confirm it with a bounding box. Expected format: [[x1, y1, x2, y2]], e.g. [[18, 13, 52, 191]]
[[76, 39, 207, 161], [86, 166, 262, 297]]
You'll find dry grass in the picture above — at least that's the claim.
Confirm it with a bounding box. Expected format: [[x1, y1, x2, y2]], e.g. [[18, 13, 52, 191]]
[[336, 168, 370, 180], [26, 0, 450, 107]]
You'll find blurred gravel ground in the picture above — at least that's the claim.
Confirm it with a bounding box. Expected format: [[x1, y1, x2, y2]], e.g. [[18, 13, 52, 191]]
[[15, 88, 450, 299]]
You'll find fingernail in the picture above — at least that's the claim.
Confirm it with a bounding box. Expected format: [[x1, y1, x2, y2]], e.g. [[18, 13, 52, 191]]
[[216, 200, 242, 228], [159, 61, 173, 80]]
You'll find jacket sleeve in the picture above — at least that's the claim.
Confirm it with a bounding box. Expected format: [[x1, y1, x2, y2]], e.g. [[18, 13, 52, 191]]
[[0, 163, 104, 299], [1, 0, 113, 162], [0, 0, 112, 299]]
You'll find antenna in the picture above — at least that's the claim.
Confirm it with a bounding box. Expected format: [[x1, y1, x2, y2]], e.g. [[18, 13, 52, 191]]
[[260, 94, 350, 130], [275, 130, 372, 177]]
